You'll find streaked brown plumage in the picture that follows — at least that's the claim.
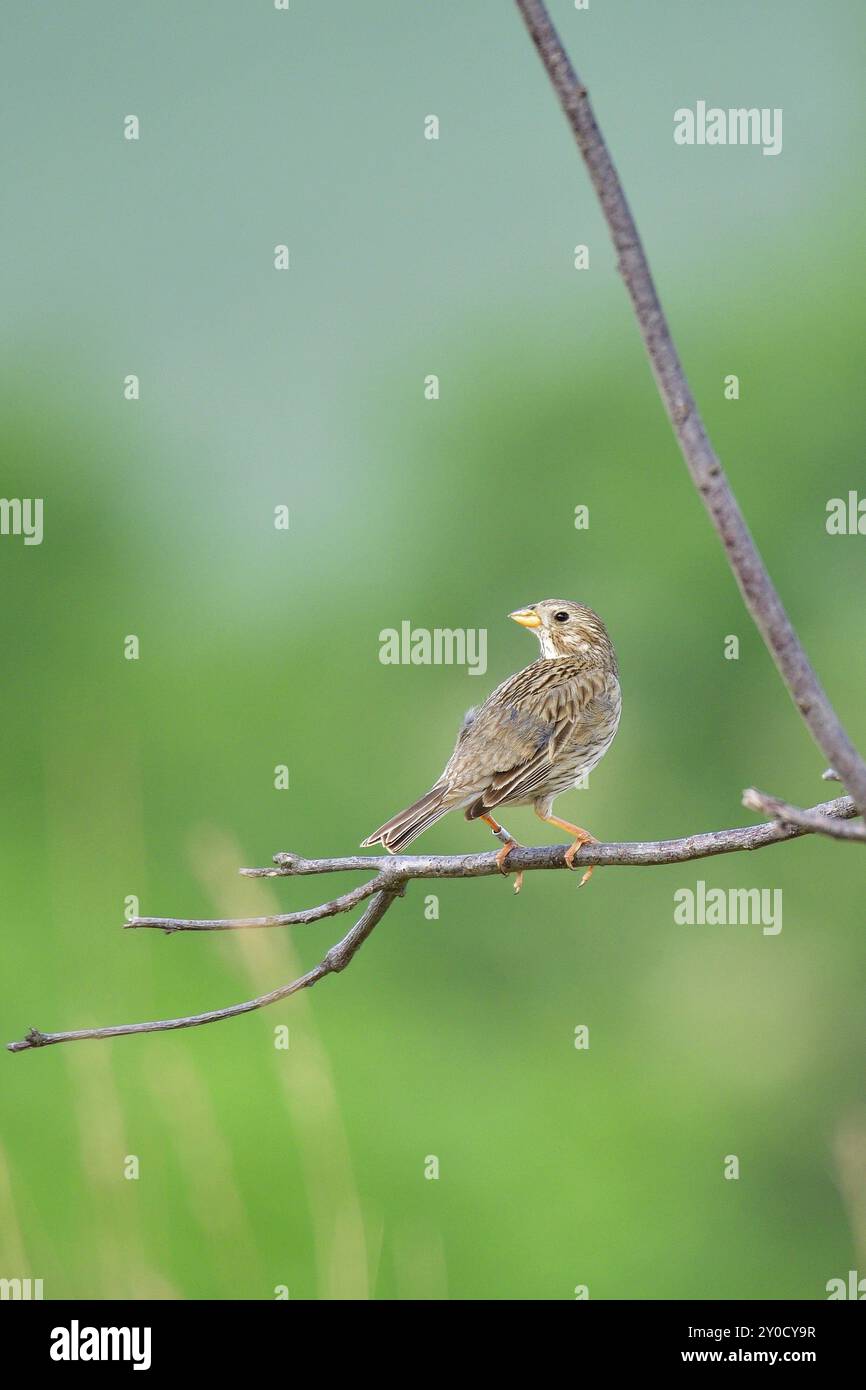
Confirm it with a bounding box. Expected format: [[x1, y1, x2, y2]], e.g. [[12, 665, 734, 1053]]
[[362, 599, 621, 891]]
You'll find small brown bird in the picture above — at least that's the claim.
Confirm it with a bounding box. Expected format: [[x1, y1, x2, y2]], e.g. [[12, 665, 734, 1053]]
[[362, 599, 621, 891]]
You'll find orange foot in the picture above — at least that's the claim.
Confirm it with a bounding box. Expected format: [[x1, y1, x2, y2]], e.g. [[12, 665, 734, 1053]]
[[564, 833, 599, 887], [481, 815, 525, 894], [495, 839, 525, 895], [536, 811, 599, 888]]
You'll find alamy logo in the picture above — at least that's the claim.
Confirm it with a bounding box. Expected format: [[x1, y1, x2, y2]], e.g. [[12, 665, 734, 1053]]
[[0, 497, 43, 545], [378, 621, 487, 676], [674, 102, 782, 157], [826, 492, 866, 535], [0, 1276, 43, 1299], [50, 1320, 152, 1371], [826, 1269, 866, 1299], [674, 880, 782, 936]]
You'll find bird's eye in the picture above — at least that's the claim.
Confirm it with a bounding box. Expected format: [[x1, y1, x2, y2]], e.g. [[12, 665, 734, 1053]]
[[554, 611, 569, 623]]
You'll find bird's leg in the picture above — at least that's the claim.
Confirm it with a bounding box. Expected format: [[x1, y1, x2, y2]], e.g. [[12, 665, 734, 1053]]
[[480, 814, 524, 894], [535, 810, 598, 887]]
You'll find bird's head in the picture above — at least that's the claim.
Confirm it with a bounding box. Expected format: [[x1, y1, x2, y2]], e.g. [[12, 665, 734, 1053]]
[[509, 599, 614, 661]]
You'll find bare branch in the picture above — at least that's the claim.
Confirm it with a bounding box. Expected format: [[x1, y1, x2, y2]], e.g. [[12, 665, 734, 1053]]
[[7, 796, 855, 1053], [513, 0, 866, 815], [125, 875, 387, 933], [6, 889, 401, 1053], [242, 796, 857, 881], [743, 788, 866, 842]]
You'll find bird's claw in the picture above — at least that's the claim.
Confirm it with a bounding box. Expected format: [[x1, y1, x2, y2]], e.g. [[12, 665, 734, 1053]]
[[564, 837, 597, 887], [495, 838, 523, 893]]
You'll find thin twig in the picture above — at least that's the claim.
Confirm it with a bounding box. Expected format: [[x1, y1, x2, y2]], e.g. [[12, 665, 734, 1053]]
[[125, 875, 387, 933], [743, 788, 866, 842], [6, 795, 856, 1052], [513, 0, 866, 815], [7, 890, 400, 1052]]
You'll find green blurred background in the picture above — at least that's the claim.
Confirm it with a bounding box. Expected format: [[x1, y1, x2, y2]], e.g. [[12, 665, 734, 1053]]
[[2, 0, 865, 1300]]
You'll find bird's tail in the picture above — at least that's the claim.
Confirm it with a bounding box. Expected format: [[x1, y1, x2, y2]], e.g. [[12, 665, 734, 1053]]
[[361, 787, 450, 853]]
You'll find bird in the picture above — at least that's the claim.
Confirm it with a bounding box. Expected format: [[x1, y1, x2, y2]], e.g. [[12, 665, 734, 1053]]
[[361, 599, 621, 892]]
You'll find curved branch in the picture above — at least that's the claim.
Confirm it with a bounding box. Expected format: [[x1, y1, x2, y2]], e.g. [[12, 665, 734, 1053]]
[[7, 889, 400, 1052], [513, 0, 866, 815]]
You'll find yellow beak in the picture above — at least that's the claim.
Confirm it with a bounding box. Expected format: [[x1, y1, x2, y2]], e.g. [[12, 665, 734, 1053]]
[[509, 607, 542, 629]]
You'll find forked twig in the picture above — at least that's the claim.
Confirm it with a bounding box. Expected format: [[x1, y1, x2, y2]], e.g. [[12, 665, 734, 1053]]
[[7, 890, 400, 1052], [743, 788, 866, 842], [6, 796, 857, 1051]]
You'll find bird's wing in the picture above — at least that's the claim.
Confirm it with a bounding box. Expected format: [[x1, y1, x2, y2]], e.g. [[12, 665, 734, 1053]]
[[444, 657, 609, 808]]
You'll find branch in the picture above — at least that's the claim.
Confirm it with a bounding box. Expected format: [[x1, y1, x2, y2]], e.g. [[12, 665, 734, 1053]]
[[742, 788, 866, 843], [241, 796, 858, 879], [6, 889, 401, 1052], [124, 875, 387, 933], [513, 0, 866, 815], [6, 795, 856, 1052]]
